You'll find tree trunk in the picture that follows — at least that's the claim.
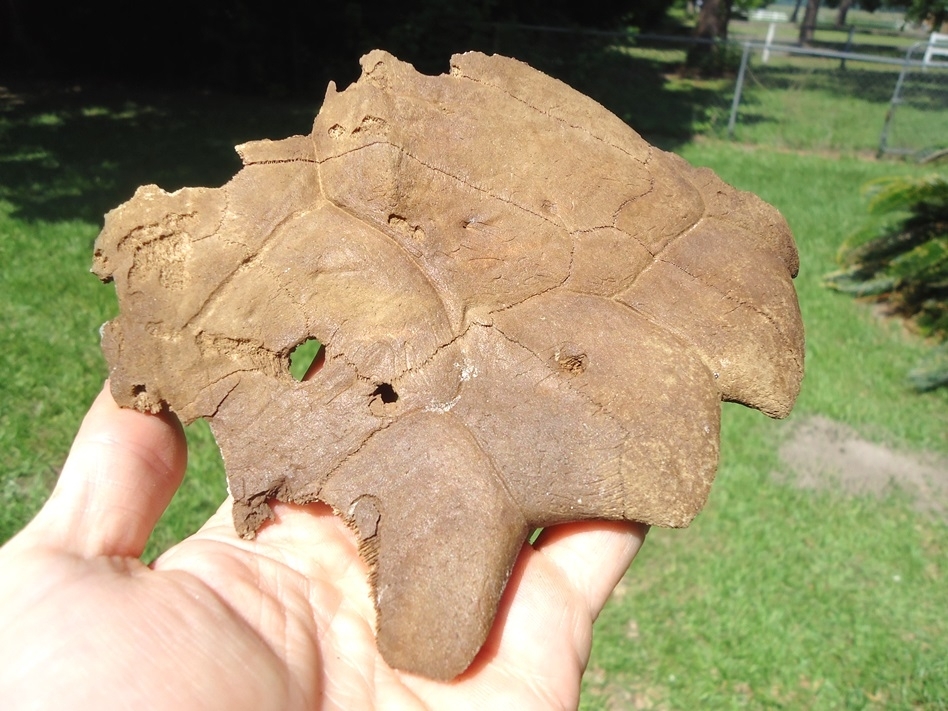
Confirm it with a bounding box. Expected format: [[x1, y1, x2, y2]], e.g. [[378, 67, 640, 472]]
[[686, 0, 734, 76], [694, 0, 733, 41], [789, 0, 805, 23], [799, 0, 820, 46], [835, 0, 854, 28]]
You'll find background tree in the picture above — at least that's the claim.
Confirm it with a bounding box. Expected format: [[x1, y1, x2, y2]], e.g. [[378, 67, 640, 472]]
[[799, 0, 821, 45], [825, 174, 948, 391], [790, 0, 806, 22], [906, 0, 948, 29], [694, 0, 734, 41], [685, 0, 735, 75], [833, 0, 855, 28], [885, 0, 948, 30], [813, 0, 882, 30], [0, 0, 674, 96], [684, 0, 772, 75]]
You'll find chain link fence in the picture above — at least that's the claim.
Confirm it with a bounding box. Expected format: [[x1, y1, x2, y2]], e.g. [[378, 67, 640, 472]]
[[731, 37, 948, 159], [878, 40, 948, 160], [487, 22, 948, 159]]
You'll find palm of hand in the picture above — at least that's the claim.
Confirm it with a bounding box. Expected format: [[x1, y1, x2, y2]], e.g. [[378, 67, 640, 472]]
[[0, 385, 645, 710]]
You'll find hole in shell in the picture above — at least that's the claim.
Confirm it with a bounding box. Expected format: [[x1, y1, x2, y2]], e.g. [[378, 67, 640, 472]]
[[368, 382, 399, 417], [369, 382, 399, 404], [289, 338, 324, 381]]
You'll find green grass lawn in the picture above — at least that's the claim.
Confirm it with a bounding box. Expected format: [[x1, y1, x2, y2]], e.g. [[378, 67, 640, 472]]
[[1, 72, 946, 709], [0, 83, 318, 555]]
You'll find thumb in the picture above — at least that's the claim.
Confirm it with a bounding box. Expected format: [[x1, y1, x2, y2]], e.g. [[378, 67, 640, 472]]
[[21, 381, 188, 559]]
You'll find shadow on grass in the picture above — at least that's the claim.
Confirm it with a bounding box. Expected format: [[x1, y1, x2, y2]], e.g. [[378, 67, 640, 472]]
[[0, 40, 730, 224], [809, 38, 911, 61], [0, 83, 320, 223]]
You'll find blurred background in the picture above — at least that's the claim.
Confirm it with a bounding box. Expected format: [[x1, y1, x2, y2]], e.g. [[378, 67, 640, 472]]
[[1, 1, 946, 708]]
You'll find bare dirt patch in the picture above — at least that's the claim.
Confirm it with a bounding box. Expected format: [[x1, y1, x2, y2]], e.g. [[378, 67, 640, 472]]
[[778, 416, 948, 519]]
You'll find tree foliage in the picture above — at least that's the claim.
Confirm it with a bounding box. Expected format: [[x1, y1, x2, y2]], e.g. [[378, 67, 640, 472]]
[[895, 0, 948, 30], [0, 0, 674, 95], [825, 175, 948, 391]]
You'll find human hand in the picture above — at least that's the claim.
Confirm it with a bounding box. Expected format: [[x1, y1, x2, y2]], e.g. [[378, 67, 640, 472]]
[[0, 383, 646, 710]]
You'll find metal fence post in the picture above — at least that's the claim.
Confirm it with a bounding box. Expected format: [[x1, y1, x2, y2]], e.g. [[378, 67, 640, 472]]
[[728, 42, 752, 139], [762, 22, 777, 63], [840, 26, 855, 70], [878, 42, 922, 158]]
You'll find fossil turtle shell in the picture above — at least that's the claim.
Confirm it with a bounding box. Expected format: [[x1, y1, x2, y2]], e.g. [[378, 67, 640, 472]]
[[92, 50, 804, 680]]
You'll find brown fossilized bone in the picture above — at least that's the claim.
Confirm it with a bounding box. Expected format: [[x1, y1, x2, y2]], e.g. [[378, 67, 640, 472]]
[[92, 50, 804, 680]]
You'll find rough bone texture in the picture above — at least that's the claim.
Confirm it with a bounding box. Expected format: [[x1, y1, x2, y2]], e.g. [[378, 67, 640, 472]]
[[92, 50, 805, 680]]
